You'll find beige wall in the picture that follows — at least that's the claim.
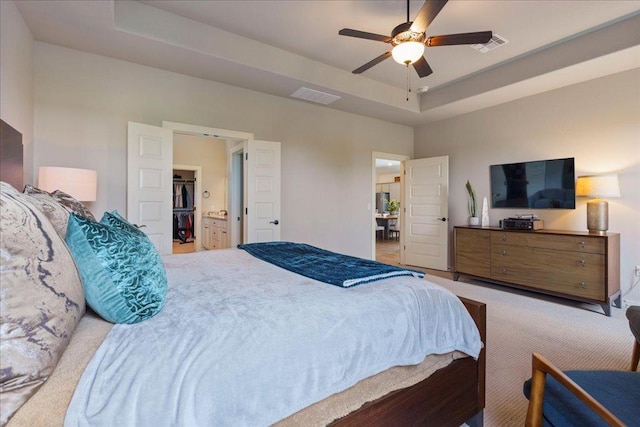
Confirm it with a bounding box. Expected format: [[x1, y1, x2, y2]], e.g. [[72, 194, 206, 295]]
[[415, 68, 640, 301], [33, 42, 414, 258], [173, 134, 227, 214], [0, 0, 34, 184]]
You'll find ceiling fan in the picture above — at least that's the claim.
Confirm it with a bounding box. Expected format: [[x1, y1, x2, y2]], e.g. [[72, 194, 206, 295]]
[[338, 0, 492, 78]]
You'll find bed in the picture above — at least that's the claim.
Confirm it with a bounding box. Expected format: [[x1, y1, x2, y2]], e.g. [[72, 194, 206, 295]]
[[0, 126, 486, 427]]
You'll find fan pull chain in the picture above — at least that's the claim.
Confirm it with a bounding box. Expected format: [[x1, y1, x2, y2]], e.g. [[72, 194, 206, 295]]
[[406, 65, 411, 101]]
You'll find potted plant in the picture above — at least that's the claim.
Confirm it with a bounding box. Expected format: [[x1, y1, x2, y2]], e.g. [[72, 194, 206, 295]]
[[465, 180, 479, 226], [387, 199, 399, 214]]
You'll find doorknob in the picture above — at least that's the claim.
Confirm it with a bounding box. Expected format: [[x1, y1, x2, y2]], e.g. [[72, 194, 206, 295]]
[[270, 219, 279, 225], [439, 217, 447, 222]]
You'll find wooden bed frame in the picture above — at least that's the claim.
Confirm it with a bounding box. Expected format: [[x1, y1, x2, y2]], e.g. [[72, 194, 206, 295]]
[[334, 297, 486, 427], [0, 121, 485, 426]]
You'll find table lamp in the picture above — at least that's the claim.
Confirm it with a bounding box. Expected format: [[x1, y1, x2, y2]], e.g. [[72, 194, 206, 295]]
[[575, 174, 620, 234], [38, 166, 97, 201]]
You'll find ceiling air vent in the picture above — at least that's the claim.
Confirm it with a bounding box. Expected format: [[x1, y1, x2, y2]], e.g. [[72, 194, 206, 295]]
[[471, 34, 509, 53], [290, 87, 341, 105]]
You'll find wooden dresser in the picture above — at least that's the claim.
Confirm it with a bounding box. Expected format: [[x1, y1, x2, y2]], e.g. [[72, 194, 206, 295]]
[[453, 226, 620, 316]]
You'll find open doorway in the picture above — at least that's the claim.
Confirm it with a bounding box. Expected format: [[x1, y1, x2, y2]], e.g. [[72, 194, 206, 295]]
[[163, 121, 254, 252], [172, 131, 226, 252], [371, 152, 409, 264], [172, 167, 200, 254], [127, 121, 280, 254]]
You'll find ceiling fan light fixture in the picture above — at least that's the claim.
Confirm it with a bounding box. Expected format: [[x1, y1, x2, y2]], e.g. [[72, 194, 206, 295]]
[[339, 1, 492, 77], [391, 41, 425, 65]]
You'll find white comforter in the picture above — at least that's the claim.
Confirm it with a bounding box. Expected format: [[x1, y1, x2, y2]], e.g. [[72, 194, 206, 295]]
[[65, 249, 481, 426]]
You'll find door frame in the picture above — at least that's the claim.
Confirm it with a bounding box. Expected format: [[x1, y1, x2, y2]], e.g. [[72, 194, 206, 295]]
[[229, 142, 244, 247], [172, 164, 202, 251], [371, 151, 410, 260], [162, 121, 254, 248]]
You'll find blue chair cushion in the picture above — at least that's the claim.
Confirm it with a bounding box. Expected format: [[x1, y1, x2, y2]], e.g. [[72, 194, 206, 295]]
[[65, 213, 167, 324], [524, 370, 640, 426]]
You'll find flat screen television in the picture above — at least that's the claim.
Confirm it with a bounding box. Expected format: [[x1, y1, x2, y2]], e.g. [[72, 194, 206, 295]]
[[490, 157, 575, 209]]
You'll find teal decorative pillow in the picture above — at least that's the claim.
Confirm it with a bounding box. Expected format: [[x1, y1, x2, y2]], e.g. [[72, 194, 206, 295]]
[[65, 213, 167, 324], [101, 210, 146, 237]]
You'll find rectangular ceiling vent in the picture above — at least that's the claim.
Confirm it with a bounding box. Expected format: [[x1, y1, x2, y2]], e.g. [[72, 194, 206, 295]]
[[291, 87, 341, 105], [471, 34, 509, 53]]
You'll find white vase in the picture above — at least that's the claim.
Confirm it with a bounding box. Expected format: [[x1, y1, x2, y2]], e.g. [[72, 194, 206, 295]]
[[481, 197, 489, 227], [468, 217, 480, 226]]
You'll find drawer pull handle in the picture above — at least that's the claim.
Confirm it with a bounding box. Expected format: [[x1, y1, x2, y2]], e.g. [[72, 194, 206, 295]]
[[579, 241, 586, 248], [502, 235, 507, 241], [580, 260, 586, 267], [501, 268, 507, 275], [502, 250, 507, 256], [482, 234, 489, 239], [578, 282, 586, 289]]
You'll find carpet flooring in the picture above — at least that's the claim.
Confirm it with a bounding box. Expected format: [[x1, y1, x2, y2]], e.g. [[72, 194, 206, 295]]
[[426, 274, 634, 426]]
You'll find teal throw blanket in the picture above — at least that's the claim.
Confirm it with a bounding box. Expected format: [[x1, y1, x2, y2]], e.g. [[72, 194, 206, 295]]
[[238, 241, 424, 287]]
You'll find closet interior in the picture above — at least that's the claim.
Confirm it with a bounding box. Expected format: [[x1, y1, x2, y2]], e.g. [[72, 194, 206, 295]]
[[173, 170, 196, 245]]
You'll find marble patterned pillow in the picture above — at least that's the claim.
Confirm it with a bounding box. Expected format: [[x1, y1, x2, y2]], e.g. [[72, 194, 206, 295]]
[[51, 189, 96, 222], [22, 185, 72, 239], [0, 182, 85, 425]]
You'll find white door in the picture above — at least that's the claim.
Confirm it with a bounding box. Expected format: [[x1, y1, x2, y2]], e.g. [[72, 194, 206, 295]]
[[245, 140, 281, 243], [127, 122, 173, 255], [401, 156, 449, 270]]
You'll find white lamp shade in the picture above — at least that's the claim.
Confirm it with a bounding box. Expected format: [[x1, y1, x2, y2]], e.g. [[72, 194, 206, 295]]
[[575, 174, 621, 198], [391, 42, 425, 65], [38, 167, 97, 201]]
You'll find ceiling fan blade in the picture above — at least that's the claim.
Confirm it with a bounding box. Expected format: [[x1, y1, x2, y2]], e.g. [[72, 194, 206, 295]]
[[339, 28, 392, 43], [412, 56, 433, 78], [352, 51, 392, 74], [427, 31, 493, 46], [410, 0, 448, 34]]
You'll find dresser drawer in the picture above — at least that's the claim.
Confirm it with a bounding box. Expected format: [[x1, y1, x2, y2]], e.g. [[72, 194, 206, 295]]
[[491, 245, 605, 300], [456, 251, 491, 278], [454, 228, 491, 277], [490, 231, 605, 254], [457, 228, 491, 248], [211, 219, 227, 229]]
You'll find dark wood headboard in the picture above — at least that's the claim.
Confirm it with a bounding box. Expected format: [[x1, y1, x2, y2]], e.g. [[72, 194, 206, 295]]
[[0, 119, 24, 190]]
